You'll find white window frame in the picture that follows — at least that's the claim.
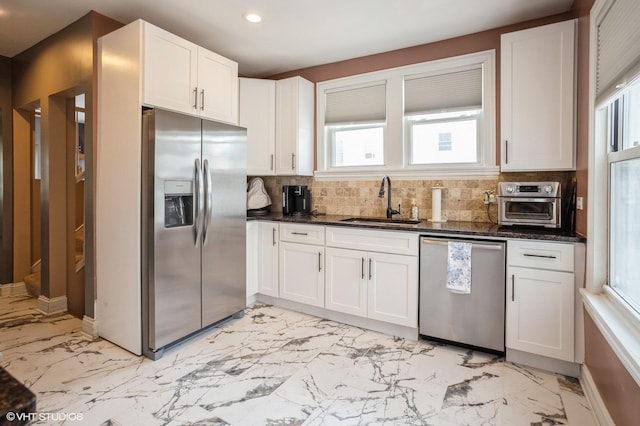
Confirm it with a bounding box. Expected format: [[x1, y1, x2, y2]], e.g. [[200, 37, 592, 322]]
[[315, 50, 497, 180], [583, 0, 640, 391]]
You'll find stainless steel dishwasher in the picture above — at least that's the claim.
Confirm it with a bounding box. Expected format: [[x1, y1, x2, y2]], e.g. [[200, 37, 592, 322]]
[[419, 236, 506, 353]]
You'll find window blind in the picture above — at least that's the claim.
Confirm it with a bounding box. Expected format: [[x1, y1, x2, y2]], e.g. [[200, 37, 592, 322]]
[[597, 0, 640, 101], [404, 68, 482, 115], [324, 83, 386, 125]]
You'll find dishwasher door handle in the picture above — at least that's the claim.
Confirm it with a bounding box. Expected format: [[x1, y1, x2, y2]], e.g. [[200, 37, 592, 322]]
[[422, 239, 503, 250]]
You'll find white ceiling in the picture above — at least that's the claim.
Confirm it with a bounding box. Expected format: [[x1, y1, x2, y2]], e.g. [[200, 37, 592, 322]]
[[0, 0, 574, 77]]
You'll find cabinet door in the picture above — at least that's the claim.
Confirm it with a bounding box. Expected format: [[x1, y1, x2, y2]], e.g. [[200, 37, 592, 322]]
[[501, 20, 576, 171], [325, 247, 368, 317], [257, 222, 279, 297], [506, 266, 574, 361], [240, 78, 276, 175], [368, 253, 418, 327], [197, 47, 238, 124], [279, 242, 324, 307], [275, 77, 314, 176], [143, 23, 198, 114]]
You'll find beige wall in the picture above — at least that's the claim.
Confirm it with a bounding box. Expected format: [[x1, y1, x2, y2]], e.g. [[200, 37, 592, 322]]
[[0, 56, 13, 283], [11, 11, 122, 316], [12, 13, 94, 300]]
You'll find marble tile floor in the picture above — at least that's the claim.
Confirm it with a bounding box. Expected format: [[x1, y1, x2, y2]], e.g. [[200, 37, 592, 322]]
[[0, 294, 596, 425]]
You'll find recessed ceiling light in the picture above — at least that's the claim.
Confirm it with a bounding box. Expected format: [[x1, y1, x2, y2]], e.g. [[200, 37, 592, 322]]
[[243, 12, 262, 23]]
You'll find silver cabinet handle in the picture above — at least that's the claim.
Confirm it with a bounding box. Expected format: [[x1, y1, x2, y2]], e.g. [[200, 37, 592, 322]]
[[200, 89, 205, 111], [272, 228, 277, 246], [368, 258, 372, 280], [270, 154, 274, 171], [361, 258, 365, 279], [318, 252, 322, 272], [291, 153, 295, 170], [292, 232, 308, 236], [505, 140, 509, 164], [523, 253, 557, 259], [193, 87, 198, 109], [511, 275, 515, 302]]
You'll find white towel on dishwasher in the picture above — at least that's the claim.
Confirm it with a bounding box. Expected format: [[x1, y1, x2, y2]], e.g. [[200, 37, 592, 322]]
[[446, 241, 472, 294]]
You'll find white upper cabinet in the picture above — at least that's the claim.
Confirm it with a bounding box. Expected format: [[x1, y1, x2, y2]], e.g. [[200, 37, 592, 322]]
[[275, 76, 314, 176], [501, 20, 576, 171], [240, 78, 276, 175], [143, 22, 238, 124], [240, 76, 314, 176]]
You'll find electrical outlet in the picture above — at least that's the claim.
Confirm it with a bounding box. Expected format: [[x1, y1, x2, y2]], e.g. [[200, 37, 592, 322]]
[[576, 196, 584, 210]]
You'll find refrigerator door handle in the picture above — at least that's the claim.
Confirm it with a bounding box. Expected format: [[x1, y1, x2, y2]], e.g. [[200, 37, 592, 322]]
[[194, 158, 204, 247], [202, 158, 212, 246]]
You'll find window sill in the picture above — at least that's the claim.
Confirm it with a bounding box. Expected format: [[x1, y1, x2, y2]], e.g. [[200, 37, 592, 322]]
[[314, 166, 500, 181], [581, 286, 640, 387]]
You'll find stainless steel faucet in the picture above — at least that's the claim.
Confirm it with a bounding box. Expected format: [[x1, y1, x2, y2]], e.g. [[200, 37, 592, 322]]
[[378, 175, 401, 219]]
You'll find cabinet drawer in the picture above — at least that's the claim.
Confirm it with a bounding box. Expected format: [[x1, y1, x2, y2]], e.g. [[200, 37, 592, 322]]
[[279, 223, 325, 245], [326, 227, 418, 256], [507, 240, 574, 272]]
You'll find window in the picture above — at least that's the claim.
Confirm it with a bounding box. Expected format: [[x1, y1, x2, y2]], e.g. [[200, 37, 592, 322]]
[[324, 83, 386, 168], [607, 79, 640, 313], [316, 50, 497, 178], [584, 0, 640, 384], [331, 125, 383, 167], [408, 110, 480, 164], [404, 68, 483, 166]]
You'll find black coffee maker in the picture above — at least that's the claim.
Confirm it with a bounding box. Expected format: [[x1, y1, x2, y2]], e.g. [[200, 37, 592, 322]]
[[282, 185, 311, 215]]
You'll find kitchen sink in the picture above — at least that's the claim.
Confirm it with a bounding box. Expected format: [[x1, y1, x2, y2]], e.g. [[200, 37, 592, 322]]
[[340, 217, 421, 225]]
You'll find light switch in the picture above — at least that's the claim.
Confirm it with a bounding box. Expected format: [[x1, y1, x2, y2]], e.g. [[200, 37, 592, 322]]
[[576, 196, 584, 210]]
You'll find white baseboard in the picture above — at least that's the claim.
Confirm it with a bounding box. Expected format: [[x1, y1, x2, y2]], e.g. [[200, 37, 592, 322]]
[[246, 293, 258, 306], [581, 364, 615, 426], [0, 282, 28, 296], [255, 294, 419, 341], [37, 295, 68, 315], [82, 315, 99, 339]]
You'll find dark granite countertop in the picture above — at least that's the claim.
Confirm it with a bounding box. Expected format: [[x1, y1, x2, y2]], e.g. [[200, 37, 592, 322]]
[[247, 212, 586, 243], [0, 367, 36, 425]]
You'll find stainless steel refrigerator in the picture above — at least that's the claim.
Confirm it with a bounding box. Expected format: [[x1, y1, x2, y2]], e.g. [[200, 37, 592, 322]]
[[141, 108, 246, 360]]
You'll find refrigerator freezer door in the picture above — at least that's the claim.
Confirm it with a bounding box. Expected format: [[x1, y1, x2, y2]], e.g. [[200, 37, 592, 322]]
[[201, 120, 247, 327], [146, 109, 203, 351]]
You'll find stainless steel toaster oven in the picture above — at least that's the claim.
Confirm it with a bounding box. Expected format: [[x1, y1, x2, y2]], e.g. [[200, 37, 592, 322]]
[[498, 182, 561, 228]]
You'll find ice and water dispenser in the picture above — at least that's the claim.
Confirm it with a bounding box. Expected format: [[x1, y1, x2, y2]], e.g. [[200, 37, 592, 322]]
[[164, 180, 194, 228]]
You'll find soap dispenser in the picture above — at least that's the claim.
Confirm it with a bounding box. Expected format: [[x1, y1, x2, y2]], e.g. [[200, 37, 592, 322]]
[[410, 198, 419, 220]]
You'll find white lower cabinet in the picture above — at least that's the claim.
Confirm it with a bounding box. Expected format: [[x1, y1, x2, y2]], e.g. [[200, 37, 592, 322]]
[[279, 242, 325, 307], [325, 247, 368, 317], [368, 252, 418, 327], [325, 227, 418, 328], [278, 223, 325, 307], [506, 240, 575, 362], [257, 221, 279, 297]]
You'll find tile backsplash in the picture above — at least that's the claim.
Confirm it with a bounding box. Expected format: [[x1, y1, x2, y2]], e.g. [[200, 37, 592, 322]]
[[251, 172, 573, 223]]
